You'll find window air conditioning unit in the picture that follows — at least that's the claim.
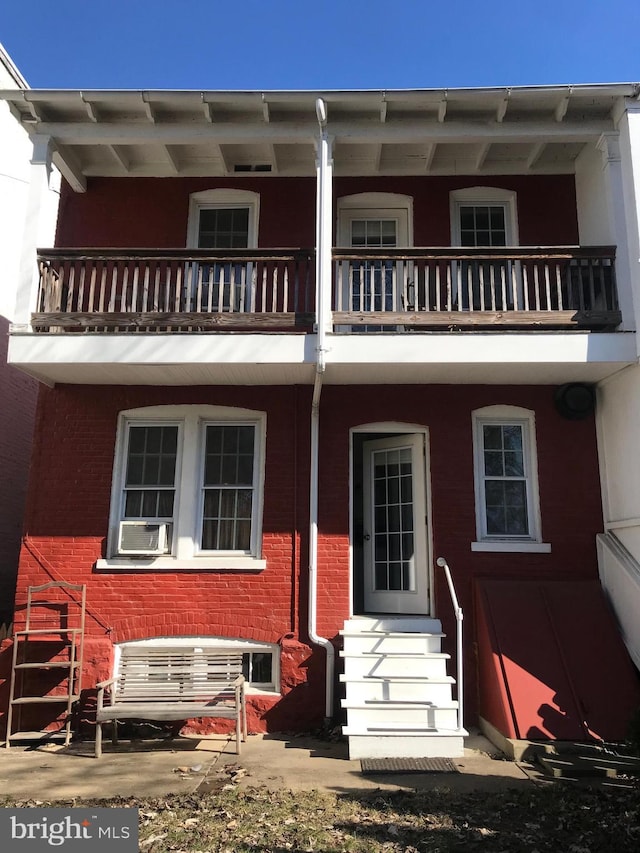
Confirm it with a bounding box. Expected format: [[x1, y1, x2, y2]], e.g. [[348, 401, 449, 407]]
[[117, 521, 168, 556]]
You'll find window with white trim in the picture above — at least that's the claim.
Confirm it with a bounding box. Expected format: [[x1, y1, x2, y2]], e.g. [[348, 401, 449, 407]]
[[450, 188, 519, 310], [101, 406, 266, 570], [472, 406, 549, 553], [186, 189, 259, 313]]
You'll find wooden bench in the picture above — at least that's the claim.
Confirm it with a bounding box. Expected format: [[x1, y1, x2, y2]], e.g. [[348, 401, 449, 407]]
[[95, 646, 247, 758]]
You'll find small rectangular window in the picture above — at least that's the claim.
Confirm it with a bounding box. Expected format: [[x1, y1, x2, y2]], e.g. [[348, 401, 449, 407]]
[[473, 408, 544, 549], [482, 424, 528, 536], [201, 424, 256, 552]]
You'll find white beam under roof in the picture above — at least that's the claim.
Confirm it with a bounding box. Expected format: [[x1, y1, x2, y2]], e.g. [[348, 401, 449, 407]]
[[80, 92, 99, 122], [424, 141, 437, 171], [202, 95, 214, 122], [474, 142, 492, 171], [51, 145, 86, 192], [161, 144, 179, 173], [261, 94, 270, 123], [496, 89, 510, 122], [108, 144, 130, 171], [555, 87, 573, 122], [26, 117, 614, 146], [526, 142, 546, 169], [141, 92, 156, 123]]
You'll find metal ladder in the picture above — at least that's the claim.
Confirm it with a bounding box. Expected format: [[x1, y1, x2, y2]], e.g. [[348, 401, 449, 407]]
[[5, 581, 86, 747]]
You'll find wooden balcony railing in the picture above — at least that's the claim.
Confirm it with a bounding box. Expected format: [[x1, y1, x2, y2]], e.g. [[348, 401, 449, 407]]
[[32, 247, 621, 334], [33, 249, 316, 332], [332, 247, 620, 330]]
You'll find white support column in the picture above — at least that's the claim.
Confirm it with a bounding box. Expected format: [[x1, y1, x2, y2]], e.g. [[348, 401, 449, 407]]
[[13, 134, 56, 331], [597, 129, 639, 336], [615, 105, 640, 347], [315, 129, 334, 337]]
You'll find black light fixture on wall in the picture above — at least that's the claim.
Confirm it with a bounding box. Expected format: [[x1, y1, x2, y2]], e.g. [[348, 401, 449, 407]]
[[554, 383, 596, 420]]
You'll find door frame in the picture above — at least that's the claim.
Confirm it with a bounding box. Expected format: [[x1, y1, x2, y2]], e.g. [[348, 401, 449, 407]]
[[349, 421, 435, 618]]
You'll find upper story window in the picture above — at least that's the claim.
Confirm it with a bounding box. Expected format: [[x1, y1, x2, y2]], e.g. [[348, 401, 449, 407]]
[[471, 405, 550, 553], [450, 187, 518, 247], [336, 193, 413, 328], [450, 188, 520, 310], [100, 405, 266, 571], [186, 190, 260, 313], [187, 189, 259, 250]]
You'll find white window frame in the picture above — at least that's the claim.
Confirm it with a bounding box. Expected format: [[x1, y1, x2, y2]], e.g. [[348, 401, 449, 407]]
[[337, 192, 413, 248], [450, 187, 519, 247], [336, 193, 413, 326], [471, 405, 550, 553], [115, 637, 280, 695], [98, 405, 267, 571], [187, 189, 259, 249]]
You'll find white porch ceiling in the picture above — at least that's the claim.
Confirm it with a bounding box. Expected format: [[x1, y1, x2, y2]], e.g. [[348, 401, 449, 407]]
[[1, 84, 636, 185]]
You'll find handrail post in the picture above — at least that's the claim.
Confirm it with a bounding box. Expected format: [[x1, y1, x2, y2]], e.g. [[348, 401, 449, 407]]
[[436, 556, 464, 733]]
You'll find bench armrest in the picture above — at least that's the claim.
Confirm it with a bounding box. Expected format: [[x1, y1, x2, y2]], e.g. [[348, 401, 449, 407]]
[[96, 675, 120, 712], [96, 675, 120, 690]]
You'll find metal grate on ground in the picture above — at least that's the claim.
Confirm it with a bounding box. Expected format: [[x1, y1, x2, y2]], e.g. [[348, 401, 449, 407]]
[[360, 757, 459, 774]]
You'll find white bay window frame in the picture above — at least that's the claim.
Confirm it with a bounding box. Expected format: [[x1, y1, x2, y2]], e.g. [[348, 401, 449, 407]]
[[471, 405, 550, 553], [99, 405, 266, 571]]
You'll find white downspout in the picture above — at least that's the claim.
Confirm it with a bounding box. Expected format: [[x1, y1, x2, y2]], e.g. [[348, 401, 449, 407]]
[[308, 98, 335, 721]]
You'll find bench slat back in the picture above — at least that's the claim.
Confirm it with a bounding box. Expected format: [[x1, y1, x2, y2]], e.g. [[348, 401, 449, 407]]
[[114, 647, 244, 704]]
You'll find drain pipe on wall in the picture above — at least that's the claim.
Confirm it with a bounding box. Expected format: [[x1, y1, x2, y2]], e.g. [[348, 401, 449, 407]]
[[307, 98, 335, 722]]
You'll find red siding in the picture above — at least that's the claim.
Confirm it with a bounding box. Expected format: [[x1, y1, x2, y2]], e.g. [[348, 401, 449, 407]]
[[0, 316, 39, 625], [4, 381, 602, 733], [55, 175, 578, 248]]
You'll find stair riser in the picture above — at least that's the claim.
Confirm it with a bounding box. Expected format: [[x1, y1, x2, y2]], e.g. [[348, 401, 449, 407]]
[[342, 657, 449, 679], [343, 618, 442, 634], [342, 636, 444, 654], [343, 706, 459, 729], [342, 679, 455, 704], [347, 734, 465, 760]]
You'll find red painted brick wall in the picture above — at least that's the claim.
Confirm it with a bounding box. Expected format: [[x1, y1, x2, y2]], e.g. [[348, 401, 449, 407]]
[[4, 381, 602, 734], [4, 383, 323, 736], [55, 175, 578, 248], [0, 315, 39, 626], [314, 384, 603, 723]]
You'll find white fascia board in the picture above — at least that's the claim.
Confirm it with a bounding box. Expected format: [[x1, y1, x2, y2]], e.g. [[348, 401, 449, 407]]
[[9, 332, 636, 378], [326, 332, 637, 366], [8, 332, 315, 367]]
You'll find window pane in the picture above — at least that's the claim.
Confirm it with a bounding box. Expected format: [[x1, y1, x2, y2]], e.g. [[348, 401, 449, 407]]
[[124, 491, 143, 517], [483, 425, 503, 449], [503, 425, 523, 451], [198, 207, 249, 249], [484, 450, 504, 477], [504, 451, 524, 477], [126, 426, 177, 487], [201, 407, 255, 555], [250, 652, 272, 684]]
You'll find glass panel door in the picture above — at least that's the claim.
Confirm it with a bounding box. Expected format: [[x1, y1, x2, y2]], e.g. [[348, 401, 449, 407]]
[[362, 434, 430, 614]]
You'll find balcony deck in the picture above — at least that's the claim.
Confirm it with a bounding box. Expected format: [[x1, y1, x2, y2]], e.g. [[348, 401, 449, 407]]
[[31, 246, 620, 334]]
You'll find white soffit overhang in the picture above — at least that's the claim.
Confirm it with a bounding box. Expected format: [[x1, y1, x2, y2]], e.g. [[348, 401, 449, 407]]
[[1, 84, 637, 184]]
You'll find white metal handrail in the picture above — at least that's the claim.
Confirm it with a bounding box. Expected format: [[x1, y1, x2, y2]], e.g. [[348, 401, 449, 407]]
[[436, 556, 464, 732]]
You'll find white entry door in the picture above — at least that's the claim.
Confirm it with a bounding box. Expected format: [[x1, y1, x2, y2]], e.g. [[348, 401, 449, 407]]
[[362, 434, 430, 614]]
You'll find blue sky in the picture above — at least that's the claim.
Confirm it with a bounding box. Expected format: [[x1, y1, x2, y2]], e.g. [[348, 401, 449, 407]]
[[2, 0, 639, 90]]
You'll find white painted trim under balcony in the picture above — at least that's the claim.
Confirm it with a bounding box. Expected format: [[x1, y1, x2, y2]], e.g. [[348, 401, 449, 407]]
[[8, 328, 636, 387]]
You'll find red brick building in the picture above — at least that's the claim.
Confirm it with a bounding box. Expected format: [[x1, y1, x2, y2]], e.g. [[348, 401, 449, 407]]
[[2, 85, 640, 758]]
